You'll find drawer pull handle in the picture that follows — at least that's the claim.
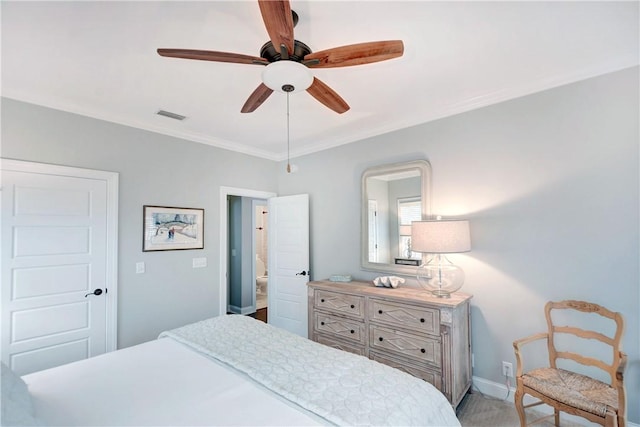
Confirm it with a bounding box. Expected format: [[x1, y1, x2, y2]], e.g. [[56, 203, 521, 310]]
[[321, 299, 325, 303], [379, 337, 383, 342], [378, 309, 383, 314], [421, 348, 426, 353], [321, 321, 325, 325], [350, 330, 355, 334], [420, 318, 425, 323], [350, 304, 355, 309]]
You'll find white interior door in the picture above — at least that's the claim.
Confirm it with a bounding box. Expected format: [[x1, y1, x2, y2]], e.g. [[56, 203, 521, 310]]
[[267, 194, 309, 337], [1, 160, 118, 375]]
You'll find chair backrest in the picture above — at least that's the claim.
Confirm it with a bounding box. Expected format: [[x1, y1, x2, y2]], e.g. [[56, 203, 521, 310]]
[[544, 300, 624, 387]]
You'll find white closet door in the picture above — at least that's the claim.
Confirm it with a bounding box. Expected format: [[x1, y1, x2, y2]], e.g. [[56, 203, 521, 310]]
[[1, 160, 118, 375]]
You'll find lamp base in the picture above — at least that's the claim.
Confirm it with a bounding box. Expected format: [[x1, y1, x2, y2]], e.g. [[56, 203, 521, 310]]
[[427, 289, 453, 299], [416, 254, 465, 298]]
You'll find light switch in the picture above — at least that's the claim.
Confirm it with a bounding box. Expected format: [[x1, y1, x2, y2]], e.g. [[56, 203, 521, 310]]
[[136, 262, 145, 274], [192, 257, 207, 268]]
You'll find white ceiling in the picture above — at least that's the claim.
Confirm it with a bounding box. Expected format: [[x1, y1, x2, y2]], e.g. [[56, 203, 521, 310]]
[[2, 1, 638, 161]]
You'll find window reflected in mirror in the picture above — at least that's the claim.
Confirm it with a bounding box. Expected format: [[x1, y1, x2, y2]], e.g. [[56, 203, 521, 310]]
[[397, 197, 421, 260]]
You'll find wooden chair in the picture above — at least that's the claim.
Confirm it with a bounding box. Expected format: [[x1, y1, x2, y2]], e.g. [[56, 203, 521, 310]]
[[513, 300, 626, 427]]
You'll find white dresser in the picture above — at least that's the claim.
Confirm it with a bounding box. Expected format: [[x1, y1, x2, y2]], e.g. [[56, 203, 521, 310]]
[[307, 280, 472, 408]]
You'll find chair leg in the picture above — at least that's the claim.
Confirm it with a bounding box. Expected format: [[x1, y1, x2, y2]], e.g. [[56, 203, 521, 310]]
[[554, 409, 560, 426], [605, 411, 623, 427], [514, 387, 526, 427]]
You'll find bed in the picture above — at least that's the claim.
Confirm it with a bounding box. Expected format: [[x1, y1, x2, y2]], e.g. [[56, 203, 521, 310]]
[[3, 314, 460, 426]]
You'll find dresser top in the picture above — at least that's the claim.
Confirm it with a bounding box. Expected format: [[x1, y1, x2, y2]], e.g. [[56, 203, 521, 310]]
[[309, 280, 472, 307]]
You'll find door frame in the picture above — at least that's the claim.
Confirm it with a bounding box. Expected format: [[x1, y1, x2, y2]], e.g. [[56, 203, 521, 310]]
[[1, 158, 119, 352], [218, 186, 276, 317]]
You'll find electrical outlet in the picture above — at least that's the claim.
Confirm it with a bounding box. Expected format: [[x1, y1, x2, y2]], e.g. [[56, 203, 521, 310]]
[[502, 361, 513, 377], [192, 257, 207, 268], [135, 262, 145, 274]]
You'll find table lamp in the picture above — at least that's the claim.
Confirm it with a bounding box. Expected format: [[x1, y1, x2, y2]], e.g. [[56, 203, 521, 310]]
[[411, 219, 471, 298]]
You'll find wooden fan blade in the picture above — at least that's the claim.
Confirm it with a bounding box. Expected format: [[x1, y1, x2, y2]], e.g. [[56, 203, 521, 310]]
[[157, 49, 268, 65], [258, 0, 294, 57], [241, 83, 274, 113], [304, 40, 404, 68], [306, 78, 350, 114]]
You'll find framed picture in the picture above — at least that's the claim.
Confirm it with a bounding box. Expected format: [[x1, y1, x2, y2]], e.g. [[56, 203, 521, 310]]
[[143, 205, 204, 251], [394, 258, 420, 266]]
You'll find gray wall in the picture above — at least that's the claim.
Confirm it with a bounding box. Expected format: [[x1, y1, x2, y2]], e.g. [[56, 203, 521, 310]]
[[2, 66, 638, 422], [228, 195, 242, 311], [1, 99, 278, 348], [277, 67, 639, 422]]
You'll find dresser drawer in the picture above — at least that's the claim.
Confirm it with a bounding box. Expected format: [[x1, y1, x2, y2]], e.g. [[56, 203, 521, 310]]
[[369, 298, 440, 335], [370, 351, 442, 390], [369, 324, 441, 367], [313, 312, 365, 345], [314, 290, 364, 318], [315, 334, 365, 356]]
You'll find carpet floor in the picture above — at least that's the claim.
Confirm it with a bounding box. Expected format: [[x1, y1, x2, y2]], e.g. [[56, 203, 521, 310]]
[[456, 392, 582, 427], [457, 392, 522, 426]]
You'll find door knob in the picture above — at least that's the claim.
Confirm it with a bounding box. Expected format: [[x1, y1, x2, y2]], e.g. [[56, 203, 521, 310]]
[[85, 288, 105, 297], [296, 270, 309, 276]]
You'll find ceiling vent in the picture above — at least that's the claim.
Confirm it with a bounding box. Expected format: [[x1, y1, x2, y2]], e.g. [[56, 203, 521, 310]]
[[156, 110, 186, 121]]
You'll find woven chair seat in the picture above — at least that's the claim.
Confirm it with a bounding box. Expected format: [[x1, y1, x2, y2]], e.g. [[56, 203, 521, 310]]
[[522, 367, 619, 417]]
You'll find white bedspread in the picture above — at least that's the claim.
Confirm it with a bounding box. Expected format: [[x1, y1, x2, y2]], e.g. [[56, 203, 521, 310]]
[[23, 337, 325, 426], [160, 314, 460, 427]]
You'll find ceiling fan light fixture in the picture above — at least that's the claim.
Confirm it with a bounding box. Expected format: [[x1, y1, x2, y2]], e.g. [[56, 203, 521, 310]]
[[261, 61, 313, 93], [158, 3, 403, 114]]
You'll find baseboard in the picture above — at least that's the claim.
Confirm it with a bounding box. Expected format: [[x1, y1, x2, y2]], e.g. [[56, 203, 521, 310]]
[[226, 305, 255, 315], [471, 376, 638, 427], [471, 375, 515, 402]]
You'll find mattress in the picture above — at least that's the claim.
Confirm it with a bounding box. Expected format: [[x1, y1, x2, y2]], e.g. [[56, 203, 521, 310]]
[[22, 337, 325, 426], [20, 315, 460, 426]]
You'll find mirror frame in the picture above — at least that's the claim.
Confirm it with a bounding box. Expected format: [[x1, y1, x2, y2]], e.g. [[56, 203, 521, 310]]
[[360, 159, 432, 276]]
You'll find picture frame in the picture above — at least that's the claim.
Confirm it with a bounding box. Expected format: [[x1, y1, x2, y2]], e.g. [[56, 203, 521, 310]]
[[143, 205, 204, 251], [394, 258, 420, 266]]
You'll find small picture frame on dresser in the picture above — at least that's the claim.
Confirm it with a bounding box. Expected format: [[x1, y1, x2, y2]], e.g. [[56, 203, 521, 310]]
[[394, 258, 420, 266]]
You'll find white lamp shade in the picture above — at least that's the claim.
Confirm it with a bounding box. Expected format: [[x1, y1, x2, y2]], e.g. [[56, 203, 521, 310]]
[[411, 220, 470, 253], [261, 61, 313, 93]]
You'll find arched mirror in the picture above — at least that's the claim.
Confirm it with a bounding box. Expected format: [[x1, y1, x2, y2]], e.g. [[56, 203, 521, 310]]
[[361, 160, 432, 276]]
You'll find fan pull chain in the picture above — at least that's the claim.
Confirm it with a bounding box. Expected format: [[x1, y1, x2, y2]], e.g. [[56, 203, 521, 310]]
[[286, 91, 291, 173]]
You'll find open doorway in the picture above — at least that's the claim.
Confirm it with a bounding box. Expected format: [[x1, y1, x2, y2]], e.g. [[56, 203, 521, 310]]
[[219, 187, 309, 335], [227, 196, 268, 321], [220, 186, 276, 324]]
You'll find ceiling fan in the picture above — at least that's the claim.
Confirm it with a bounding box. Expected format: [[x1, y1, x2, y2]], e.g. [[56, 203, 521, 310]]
[[157, 0, 404, 114]]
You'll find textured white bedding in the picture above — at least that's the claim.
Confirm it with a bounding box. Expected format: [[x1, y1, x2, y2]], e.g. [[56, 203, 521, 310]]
[[22, 337, 325, 426], [162, 315, 460, 427], [22, 315, 460, 426]]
